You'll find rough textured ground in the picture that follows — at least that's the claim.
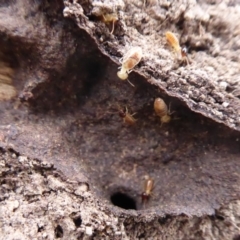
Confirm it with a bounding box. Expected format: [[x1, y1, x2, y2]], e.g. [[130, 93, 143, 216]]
[[1, 149, 240, 239], [0, 0, 240, 239]]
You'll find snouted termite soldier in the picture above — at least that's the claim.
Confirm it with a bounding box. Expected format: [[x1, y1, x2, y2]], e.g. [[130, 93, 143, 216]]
[[118, 106, 137, 125]]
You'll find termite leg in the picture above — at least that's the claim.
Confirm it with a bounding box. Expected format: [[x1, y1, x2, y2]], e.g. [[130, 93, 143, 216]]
[[110, 21, 115, 34], [127, 79, 135, 87]]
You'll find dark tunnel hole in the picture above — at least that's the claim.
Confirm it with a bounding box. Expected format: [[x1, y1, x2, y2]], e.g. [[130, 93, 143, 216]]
[[73, 216, 82, 228], [27, 30, 109, 112], [209, 214, 225, 221], [54, 225, 63, 238], [215, 215, 225, 221], [110, 192, 137, 210], [233, 234, 240, 240], [138, 233, 146, 238], [8, 148, 20, 157], [37, 226, 44, 232], [158, 215, 173, 225]]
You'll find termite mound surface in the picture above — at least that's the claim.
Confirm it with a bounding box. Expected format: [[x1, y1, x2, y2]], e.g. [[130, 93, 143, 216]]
[[1, 0, 240, 223], [15, 32, 239, 218]]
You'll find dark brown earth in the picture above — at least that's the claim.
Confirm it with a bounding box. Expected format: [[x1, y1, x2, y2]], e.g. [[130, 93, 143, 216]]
[[0, 0, 240, 239]]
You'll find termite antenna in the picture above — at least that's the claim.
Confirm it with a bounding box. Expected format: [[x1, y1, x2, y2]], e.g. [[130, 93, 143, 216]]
[[127, 79, 135, 87]]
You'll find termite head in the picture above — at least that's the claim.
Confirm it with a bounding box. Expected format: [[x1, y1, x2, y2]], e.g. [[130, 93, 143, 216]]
[[161, 115, 171, 123], [118, 107, 126, 118], [102, 13, 118, 23], [141, 192, 150, 203], [180, 46, 190, 65], [181, 46, 188, 58], [117, 68, 128, 80], [141, 178, 154, 204]]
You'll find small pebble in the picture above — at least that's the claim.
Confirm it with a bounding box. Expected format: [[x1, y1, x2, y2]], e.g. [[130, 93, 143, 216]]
[[222, 102, 229, 107], [219, 81, 228, 90], [86, 226, 93, 236]]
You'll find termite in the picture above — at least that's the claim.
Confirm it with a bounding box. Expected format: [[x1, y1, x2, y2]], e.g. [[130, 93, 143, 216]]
[[118, 106, 137, 125], [102, 13, 118, 34], [154, 98, 173, 125], [141, 178, 154, 204], [165, 31, 189, 64], [117, 47, 143, 84]]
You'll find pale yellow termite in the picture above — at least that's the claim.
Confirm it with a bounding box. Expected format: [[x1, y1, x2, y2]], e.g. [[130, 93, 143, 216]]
[[102, 13, 118, 34], [165, 31, 189, 64], [118, 106, 137, 125], [154, 98, 172, 124], [117, 47, 143, 82], [141, 178, 154, 204]]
